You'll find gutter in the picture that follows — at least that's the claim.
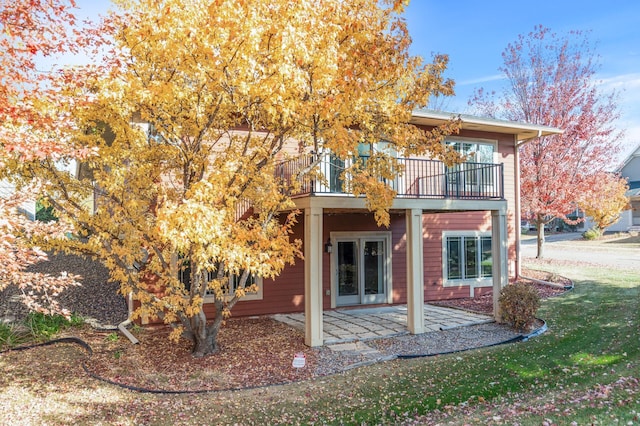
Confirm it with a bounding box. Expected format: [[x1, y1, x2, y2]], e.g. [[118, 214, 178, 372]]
[[516, 129, 544, 147]]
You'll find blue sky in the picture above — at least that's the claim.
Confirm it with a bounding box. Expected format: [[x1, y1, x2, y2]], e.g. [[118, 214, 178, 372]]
[[71, 0, 640, 160], [404, 0, 640, 160]]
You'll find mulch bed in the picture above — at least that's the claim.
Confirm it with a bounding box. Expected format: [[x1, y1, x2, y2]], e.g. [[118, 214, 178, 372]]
[[82, 317, 317, 392], [430, 268, 570, 315], [75, 268, 570, 392], [4, 263, 572, 393]]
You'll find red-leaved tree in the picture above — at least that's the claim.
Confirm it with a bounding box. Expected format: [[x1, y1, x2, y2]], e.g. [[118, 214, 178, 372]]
[[472, 26, 623, 258]]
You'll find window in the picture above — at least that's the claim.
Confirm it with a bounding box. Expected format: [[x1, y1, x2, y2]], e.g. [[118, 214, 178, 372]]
[[179, 262, 263, 301], [357, 141, 396, 158], [445, 139, 496, 193], [443, 232, 492, 284], [225, 272, 261, 300], [446, 140, 495, 163], [325, 141, 397, 193]]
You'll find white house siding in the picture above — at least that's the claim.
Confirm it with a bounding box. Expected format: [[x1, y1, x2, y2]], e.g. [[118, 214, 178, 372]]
[[0, 179, 36, 220]]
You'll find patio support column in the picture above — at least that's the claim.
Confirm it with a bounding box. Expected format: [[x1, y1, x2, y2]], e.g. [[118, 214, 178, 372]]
[[406, 208, 425, 334], [491, 210, 509, 320], [304, 206, 324, 346]]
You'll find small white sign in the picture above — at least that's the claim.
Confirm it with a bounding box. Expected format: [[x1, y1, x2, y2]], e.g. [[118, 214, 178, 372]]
[[292, 352, 306, 369]]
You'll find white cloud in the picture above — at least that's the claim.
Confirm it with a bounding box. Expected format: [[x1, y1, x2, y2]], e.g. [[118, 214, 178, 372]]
[[598, 72, 640, 91], [457, 74, 506, 86]]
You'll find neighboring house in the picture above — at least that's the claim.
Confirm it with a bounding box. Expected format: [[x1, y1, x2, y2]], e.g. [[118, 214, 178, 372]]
[[1, 161, 79, 221], [0, 180, 36, 220], [612, 144, 640, 232], [177, 110, 562, 346], [584, 144, 640, 233]]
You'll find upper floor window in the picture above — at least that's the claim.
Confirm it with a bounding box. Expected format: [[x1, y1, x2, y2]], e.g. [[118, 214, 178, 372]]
[[446, 139, 495, 163], [357, 141, 396, 158], [445, 139, 497, 192]]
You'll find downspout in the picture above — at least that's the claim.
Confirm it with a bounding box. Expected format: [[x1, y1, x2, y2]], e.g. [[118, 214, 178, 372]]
[[514, 130, 542, 278], [118, 292, 139, 344], [514, 135, 522, 279]]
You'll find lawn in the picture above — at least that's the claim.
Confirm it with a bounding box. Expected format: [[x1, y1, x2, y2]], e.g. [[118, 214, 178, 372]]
[[1, 257, 639, 424]]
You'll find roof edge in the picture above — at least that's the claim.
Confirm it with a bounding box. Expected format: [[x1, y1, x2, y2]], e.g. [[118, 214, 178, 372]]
[[410, 109, 563, 142]]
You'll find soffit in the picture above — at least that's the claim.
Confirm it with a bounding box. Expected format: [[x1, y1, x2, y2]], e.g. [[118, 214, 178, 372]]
[[410, 110, 563, 142]]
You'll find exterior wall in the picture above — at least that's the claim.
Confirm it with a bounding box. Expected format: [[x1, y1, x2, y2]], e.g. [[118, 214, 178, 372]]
[[323, 213, 407, 307], [197, 128, 522, 318], [202, 215, 306, 319], [616, 147, 640, 230], [620, 148, 640, 184], [204, 206, 517, 319], [0, 179, 36, 220], [423, 211, 490, 300], [421, 210, 517, 301], [201, 212, 406, 318]]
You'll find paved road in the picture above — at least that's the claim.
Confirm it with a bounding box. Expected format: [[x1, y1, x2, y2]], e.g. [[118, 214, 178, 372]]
[[520, 232, 639, 271]]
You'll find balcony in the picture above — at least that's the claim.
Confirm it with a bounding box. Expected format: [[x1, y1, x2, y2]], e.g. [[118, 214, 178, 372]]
[[275, 154, 504, 201]]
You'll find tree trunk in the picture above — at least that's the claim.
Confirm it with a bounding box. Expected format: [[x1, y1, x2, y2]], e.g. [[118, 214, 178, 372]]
[[189, 310, 221, 358], [536, 216, 546, 259]]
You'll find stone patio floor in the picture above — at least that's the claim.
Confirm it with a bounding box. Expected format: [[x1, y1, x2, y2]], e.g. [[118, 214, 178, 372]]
[[272, 304, 493, 345]]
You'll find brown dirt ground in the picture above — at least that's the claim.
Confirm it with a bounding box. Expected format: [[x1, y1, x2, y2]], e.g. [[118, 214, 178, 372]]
[[45, 267, 570, 393]]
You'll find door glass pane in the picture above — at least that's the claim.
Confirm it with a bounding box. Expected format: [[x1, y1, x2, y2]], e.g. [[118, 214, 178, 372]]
[[447, 237, 462, 279], [363, 240, 384, 295], [337, 241, 358, 296], [329, 154, 345, 193], [464, 237, 478, 278], [481, 236, 492, 277], [474, 143, 494, 163], [357, 142, 372, 157]]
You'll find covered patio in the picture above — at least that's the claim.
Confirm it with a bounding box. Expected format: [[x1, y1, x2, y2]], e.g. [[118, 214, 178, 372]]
[[273, 304, 492, 345]]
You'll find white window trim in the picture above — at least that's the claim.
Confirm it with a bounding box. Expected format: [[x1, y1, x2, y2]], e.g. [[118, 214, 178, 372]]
[[445, 137, 498, 163], [442, 231, 492, 291], [203, 274, 264, 303], [173, 253, 265, 303]]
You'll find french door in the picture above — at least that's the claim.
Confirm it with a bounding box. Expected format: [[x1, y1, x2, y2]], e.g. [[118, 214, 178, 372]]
[[335, 235, 388, 306]]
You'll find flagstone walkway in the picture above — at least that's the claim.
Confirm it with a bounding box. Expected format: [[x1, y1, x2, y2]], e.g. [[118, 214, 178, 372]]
[[272, 304, 492, 345]]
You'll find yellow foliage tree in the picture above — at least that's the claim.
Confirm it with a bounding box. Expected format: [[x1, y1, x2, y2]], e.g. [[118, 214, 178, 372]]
[[579, 172, 630, 234], [13, 0, 460, 356]]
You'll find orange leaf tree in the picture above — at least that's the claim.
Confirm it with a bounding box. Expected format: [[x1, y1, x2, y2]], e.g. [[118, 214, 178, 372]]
[[15, 0, 459, 356], [472, 26, 623, 258], [0, 0, 88, 316]]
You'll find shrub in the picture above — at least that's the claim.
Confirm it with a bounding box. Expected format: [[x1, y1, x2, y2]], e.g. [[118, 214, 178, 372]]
[[582, 227, 602, 240], [0, 322, 28, 349], [35, 199, 58, 222], [499, 283, 541, 332]]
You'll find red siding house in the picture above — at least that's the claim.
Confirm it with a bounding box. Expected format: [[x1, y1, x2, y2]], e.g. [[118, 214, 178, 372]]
[[142, 110, 562, 347]]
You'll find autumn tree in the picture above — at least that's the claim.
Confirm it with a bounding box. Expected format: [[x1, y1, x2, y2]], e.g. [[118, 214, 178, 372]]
[[0, 0, 91, 315], [578, 172, 630, 236], [472, 26, 623, 258], [9, 0, 460, 356]]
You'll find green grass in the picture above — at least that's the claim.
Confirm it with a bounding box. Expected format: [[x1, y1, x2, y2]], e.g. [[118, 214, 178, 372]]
[[0, 312, 84, 350], [2, 256, 639, 424], [243, 263, 640, 424]]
